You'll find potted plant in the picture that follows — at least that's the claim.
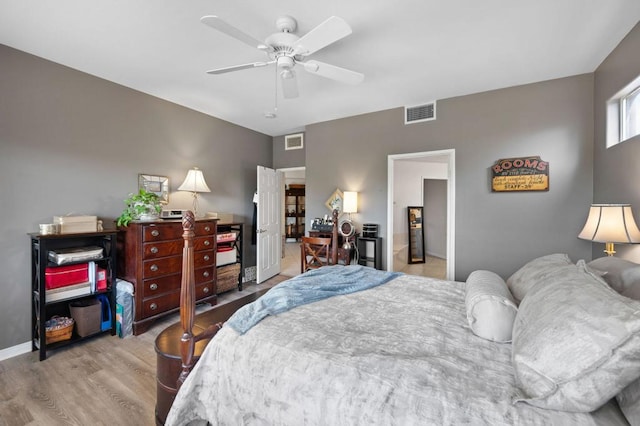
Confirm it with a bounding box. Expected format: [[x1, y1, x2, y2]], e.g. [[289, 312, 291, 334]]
[[116, 189, 163, 226]]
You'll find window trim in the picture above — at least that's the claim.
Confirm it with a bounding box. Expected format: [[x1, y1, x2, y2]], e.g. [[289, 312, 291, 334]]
[[620, 85, 640, 142]]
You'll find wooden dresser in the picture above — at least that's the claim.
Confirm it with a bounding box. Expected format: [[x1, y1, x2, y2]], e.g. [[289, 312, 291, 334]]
[[117, 219, 218, 335]]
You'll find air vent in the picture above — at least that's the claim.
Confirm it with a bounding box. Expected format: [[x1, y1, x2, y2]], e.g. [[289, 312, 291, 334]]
[[285, 133, 304, 150], [405, 102, 436, 124]]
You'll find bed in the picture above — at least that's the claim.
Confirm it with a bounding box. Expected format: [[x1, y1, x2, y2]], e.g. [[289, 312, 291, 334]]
[[165, 211, 640, 425]]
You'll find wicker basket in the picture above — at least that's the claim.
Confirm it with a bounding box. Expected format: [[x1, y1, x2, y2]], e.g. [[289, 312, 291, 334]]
[[217, 263, 241, 294], [45, 316, 74, 344]]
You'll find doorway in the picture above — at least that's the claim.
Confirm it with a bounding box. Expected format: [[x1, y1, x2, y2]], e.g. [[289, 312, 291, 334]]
[[279, 167, 305, 277], [387, 150, 455, 280]]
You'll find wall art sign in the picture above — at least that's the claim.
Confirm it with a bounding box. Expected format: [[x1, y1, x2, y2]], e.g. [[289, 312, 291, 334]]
[[491, 156, 549, 192]]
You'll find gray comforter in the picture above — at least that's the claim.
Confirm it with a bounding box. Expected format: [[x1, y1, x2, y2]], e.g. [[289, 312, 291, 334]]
[[167, 274, 627, 425]]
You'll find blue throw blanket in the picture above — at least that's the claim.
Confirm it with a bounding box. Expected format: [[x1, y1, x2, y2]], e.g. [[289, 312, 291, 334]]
[[226, 265, 402, 334]]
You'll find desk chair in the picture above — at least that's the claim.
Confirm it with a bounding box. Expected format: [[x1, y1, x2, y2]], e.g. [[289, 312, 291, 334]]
[[301, 236, 332, 273]]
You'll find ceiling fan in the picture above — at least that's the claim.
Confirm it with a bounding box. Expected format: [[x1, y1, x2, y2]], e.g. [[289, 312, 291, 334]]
[[200, 15, 364, 99]]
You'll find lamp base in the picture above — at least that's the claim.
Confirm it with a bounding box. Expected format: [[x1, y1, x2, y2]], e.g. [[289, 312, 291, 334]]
[[604, 242, 616, 256]]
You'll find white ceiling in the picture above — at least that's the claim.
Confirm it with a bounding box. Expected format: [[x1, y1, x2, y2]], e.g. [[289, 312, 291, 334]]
[[1, 1, 638, 137]]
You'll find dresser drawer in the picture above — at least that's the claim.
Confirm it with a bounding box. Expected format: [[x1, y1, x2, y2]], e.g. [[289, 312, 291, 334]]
[[142, 273, 181, 297], [194, 235, 215, 251], [195, 222, 216, 235], [143, 240, 182, 259], [196, 282, 215, 299], [141, 291, 179, 317], [142, 265, 214, 294], [141, 282, 215, 318], [143, 256, 183, 279], [195, 250, 215, 267], [195, 266, 215, 284], [143, 225, 183, 242]]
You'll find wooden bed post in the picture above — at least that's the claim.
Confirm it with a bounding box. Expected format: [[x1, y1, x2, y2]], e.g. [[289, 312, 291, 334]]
[[332, 208, 339, 265], [178, 211, 196, 389]]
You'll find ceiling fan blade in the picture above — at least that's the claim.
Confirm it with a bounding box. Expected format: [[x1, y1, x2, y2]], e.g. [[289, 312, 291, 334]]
[[303, 60, 364, 85], [206, 61, 274, 75], [281, 70, 299, 99], [292, 16, 352, 56], [201, 16, 273, 52]]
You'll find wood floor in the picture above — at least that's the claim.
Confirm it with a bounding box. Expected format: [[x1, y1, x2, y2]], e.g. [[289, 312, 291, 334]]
[[0, 276, 286, 426]]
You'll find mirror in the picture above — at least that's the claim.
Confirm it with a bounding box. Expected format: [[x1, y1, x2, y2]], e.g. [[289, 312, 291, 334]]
[[407, 206, 425, 264]]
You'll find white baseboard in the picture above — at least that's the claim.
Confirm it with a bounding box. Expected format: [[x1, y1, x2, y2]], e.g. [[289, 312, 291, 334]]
[[0, 341, 31, 362]]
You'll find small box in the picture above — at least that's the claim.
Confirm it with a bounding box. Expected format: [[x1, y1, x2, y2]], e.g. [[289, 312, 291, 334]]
[[216, 247, 237, 266], [69, 298, 101, 337], [217, 263, 241, 293], [53, 215, 98, 234], [362, 223, 379, 238], [208, 212, 234, 223], [45, 263, 89, 290], [96, 267, 107, 291]]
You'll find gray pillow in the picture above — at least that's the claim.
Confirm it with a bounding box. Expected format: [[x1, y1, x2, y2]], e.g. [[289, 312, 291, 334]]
[[465, 270, 518, 343], [588, 257, 640, 300], [506, 253, 572, 303], [617, 378, 640, 426], [512, 260, 640, 412]]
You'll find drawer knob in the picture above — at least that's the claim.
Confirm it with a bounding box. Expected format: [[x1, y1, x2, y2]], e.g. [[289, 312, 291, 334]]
[[150, 246, 158, 254], [150, 264, 158, 272], [150, 303, 158, 311], [151, 230, 160, 237], [204, 240, 211, 246], [204, 226, 211, 232], [203, 286, 210, 294], [203, 271, 210, 278], [204, 255, 210, 261], [150, 283, 158, 291]]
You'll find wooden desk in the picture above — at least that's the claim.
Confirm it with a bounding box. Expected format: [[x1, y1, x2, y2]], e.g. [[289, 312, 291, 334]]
[[154, 289, 269, 425]]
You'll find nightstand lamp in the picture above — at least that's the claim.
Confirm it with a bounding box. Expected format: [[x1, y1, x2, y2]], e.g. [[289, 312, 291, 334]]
[[578, 204, 640, 256], [340, 191, 358, 249], [178, 167, 211, 218]]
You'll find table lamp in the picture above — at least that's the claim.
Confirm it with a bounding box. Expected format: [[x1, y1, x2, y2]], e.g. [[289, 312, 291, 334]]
[[178, 167, 211, 217], [578, 204, 640, 256]]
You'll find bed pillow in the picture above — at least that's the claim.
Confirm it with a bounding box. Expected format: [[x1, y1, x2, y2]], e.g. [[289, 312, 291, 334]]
[[465, 270, 518, 343], [506, 253, 572, 303], [512, 260, 640, 412], [588, 257, 640, 300], [617, 378, 640, 426]]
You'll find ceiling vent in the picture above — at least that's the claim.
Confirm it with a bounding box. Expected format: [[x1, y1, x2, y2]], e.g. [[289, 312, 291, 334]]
[[405, 102, 436, 124]]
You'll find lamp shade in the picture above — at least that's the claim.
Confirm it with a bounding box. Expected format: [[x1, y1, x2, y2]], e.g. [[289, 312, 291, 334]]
[[343, 191, 358, 214], [178, 167, 211, 193], [578, 204, 640, 243]]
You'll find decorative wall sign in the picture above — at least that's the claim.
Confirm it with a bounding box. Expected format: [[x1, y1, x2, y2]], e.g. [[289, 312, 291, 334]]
[[491, 157, 549, 192]]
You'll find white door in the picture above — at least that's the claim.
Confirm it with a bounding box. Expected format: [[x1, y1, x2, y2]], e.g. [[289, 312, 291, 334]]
[[256, 166, 281, 283]]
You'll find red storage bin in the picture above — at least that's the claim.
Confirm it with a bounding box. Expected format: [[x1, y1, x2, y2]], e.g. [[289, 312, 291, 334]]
[[45, 263, 89, 290]]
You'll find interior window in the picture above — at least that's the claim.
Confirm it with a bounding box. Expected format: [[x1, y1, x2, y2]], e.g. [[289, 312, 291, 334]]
[[606, 74, 640, 148], [621, 86, 640, 141]]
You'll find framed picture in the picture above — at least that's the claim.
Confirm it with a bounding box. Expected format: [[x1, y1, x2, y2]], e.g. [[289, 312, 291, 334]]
[[139, 174, 169, 204], [325, 188, 344, 214]]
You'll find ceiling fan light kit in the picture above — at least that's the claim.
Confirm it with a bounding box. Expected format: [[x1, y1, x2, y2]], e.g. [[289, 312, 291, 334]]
[[200, 14, 364, 101]]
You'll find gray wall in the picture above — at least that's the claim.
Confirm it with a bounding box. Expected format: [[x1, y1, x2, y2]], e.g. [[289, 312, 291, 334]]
[[306, 74, 594, 279], [272, 133, 306, 169], [593, 22, 640, 261], [0, 45, 272, 351]]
